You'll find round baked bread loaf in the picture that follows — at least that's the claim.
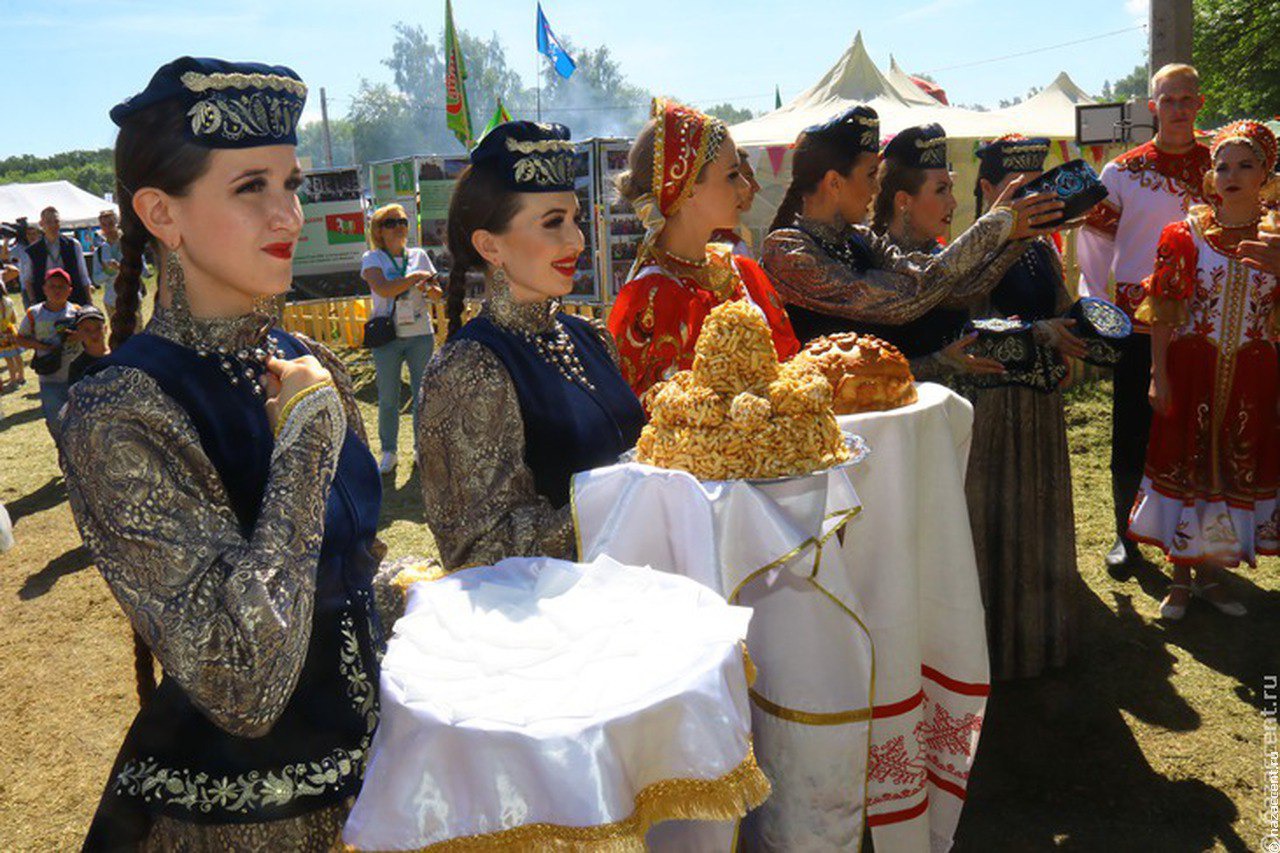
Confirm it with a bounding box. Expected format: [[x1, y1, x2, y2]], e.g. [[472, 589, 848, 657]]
[[795, 333, 918, 414]]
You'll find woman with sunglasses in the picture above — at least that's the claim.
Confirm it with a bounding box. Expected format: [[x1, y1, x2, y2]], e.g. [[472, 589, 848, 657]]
[[362, 203, 441, 475]]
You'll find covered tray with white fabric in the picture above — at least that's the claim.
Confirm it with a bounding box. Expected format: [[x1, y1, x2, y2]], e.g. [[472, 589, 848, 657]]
[[342, 555, 769, 852], [573, 445, 873, 850]]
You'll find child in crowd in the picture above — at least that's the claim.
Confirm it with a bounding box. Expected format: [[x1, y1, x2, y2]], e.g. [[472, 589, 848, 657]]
[[0, 273, 24, 389], [15, 268, 82, 441], [66, 306, 108, 385]]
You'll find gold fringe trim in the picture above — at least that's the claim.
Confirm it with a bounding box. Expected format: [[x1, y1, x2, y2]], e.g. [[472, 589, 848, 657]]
[[1133, 294, 1188, 328], [390, 561, 448, 590], [347, 746, 770, 852]]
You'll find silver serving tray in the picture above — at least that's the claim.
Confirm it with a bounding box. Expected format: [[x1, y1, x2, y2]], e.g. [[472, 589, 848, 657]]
[[619, 432, 871, 484]]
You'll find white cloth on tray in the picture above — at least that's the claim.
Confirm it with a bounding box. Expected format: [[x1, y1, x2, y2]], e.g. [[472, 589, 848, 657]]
[[342, 555, 757, 852]]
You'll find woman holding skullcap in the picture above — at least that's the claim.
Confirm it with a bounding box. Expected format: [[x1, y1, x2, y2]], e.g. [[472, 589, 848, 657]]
[[761, 106, 1066, 345]]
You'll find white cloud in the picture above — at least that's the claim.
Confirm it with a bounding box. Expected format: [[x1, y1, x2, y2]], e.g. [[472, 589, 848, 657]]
[[1125, 0, 1150, 24]]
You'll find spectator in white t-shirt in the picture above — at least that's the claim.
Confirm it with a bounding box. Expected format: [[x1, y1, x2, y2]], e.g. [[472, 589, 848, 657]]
[[15, 268, 83, 442], [360, 203, 441, 475]]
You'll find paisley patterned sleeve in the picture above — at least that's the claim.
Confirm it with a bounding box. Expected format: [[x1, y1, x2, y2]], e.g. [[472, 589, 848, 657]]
[[416, 340, 575, 572], [1136, 220, 1197, 327], [59, 366, 347, 738], [762, 209, 1015, 325], [606, 274, 698, 398]]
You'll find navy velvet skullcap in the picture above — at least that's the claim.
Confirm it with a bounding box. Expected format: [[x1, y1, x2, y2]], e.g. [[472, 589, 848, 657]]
[[976, 134, 1050, 181], [882, 123, 948, 169], [110, 57, 307, 148], [804, 105, 881, 154], [470, 121, 576, 192]]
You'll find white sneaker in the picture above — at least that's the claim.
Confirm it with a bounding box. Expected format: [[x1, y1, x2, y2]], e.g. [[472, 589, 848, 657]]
[[378, 452, 398, 475], [1192, 582, 1247, 617], [1159, 584, 1192, 621]]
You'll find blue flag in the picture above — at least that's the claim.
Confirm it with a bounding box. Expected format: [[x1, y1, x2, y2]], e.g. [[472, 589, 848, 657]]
[[536, 3, 576, 79]]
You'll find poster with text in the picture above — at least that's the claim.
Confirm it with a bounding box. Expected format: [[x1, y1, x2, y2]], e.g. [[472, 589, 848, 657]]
[[295, 169, 366, 274]]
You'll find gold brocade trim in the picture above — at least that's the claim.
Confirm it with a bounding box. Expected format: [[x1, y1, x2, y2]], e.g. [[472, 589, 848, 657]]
[[273, 379, 336, 438], [727, 505, 877, 733], [749, 688, 871, 725], [745, 568, 878, 729], [347, 746, 771, 852], [1133, 294, 1188, 328], [569, 477, 586, 562], [811, 575, 877, 853], [727, 504, 862, 603], [1210, 257, 1250, 495], [180, 70, 308, 97], [505, 137, 574, 155]]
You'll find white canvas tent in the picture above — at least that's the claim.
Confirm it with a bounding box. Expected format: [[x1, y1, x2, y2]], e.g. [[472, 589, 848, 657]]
[[0, 180, 116, 229], [729, 32, 1121, 248], [730, 32, 1096, 147]]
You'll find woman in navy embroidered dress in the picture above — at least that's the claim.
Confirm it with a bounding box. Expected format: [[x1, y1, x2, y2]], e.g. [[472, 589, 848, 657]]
[[60, 58, 386, 850], [417, 122, 644, 572]]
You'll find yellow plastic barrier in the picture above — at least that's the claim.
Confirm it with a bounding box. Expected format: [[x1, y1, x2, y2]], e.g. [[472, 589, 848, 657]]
[[280, 296, 611, 347]]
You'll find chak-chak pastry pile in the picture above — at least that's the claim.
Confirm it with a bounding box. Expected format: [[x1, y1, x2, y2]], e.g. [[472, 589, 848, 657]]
[[794, 332, 918, 415], [635, 301, 849, 480]]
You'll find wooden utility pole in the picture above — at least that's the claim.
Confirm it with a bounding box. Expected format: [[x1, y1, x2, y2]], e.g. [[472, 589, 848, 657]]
[[320, 87, 335, 168], [1149, 0, 1193, 73]]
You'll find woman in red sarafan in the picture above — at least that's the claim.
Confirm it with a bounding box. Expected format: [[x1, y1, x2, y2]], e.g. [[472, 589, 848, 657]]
[[607, 99, 798, 398], [1128, 120, 1280, 620]]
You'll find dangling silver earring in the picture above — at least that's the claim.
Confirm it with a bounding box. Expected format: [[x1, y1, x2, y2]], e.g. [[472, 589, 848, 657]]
[[490, 266, 510, 293], [164, 251, 188, 310]]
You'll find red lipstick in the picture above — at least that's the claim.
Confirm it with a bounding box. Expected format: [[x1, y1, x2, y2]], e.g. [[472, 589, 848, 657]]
[[263, 242, 294, 259], [551, 254, 579, 277]]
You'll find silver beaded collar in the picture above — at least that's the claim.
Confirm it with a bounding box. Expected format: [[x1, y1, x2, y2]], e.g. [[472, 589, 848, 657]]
[[146, 257, 283, 396], [482, 287, 594, 391], [484, 286, 559, 334]]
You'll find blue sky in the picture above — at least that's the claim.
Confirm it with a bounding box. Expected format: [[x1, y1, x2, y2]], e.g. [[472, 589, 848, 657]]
[[4, 0, 1151, 157]]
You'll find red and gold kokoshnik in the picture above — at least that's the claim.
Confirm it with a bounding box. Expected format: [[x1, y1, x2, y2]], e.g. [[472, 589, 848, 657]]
[[651, 98, 729, 218], [1210, 120, 1278, 173]]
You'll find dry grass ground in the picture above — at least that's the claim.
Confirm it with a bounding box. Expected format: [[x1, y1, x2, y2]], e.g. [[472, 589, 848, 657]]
[[0, 345, 1275, 851]]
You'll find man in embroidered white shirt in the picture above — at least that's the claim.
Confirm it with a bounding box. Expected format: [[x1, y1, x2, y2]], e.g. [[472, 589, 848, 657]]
[[1077, 64, 1210, 576]]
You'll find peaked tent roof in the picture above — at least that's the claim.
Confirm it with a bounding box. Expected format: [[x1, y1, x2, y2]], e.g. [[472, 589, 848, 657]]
[[990, 72, 1096, 135], [729, 33, 1096, 146], [886, 56, 943, 107], [0, 180, 116, 229]]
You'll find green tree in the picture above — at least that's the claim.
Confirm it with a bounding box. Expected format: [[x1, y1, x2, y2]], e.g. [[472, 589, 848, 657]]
[[1194, 0, 1280, 126], [297, 119, 356, 168], [376, 23, 531, 153], [0, 149, 115, 197], [347, 81, 421, 162], [1101, 63, 1148, 102], [703, 103, 754, 125], [537, 42, 650, 138]]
